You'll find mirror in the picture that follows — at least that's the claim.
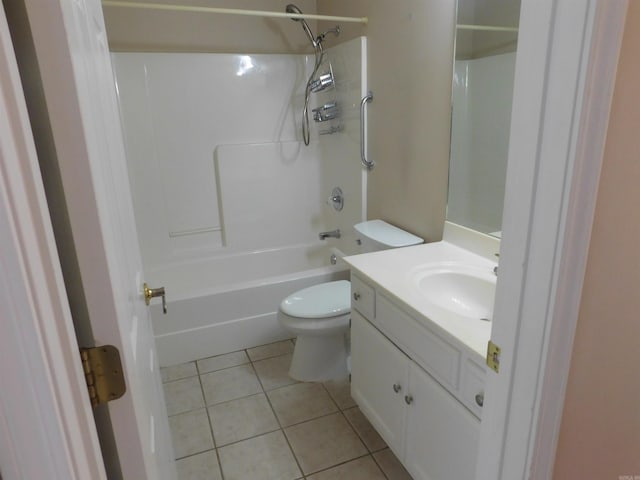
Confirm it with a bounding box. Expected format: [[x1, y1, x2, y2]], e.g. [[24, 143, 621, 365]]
[[447, 0, 521, 237]]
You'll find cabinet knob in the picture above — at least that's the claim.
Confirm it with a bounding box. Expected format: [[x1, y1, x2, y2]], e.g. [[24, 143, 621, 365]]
[[475, 393, 484, 407], [404, 394, 413, 405], [353, 292, 361, 301], [393, 383, 402, 393]]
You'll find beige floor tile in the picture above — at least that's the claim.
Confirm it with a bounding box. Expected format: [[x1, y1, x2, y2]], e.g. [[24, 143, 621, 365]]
[[247, 339, 294, 362], [175, 450, 222, 480], [307, 455, 387, 480], [201, 364, 262, 405], [164, 377, 205, 416], [343, 407, 387, 452], [161, 362, 198, 383], [218, 431, 302, 480], [267, 382, 338, 427], [373, 448, 413, 480], [169, 408, 215, 459], [284, 412, 367, 475], [253, 353, 297, 391], [208, 393, 279, 446], [197, 350, 249, 374], [323, 377, 356, 410]]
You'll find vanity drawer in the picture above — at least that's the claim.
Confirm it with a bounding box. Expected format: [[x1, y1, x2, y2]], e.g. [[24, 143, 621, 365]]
[[460, 357, 486, 418], [376, 294, 460, 390], [351, 274, 375, 319]]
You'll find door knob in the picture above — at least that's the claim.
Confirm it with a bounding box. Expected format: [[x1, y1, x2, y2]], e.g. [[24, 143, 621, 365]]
[[144, 283, 167, 314]]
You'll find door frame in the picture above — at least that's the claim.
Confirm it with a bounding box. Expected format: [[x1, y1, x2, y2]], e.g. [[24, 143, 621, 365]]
[[0, 4, 105, 479], [0, 0, 628, 479], [476, 1, 628, 478]]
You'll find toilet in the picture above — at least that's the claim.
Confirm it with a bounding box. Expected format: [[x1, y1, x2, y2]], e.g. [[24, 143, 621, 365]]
[[278, 220, 423, 381]]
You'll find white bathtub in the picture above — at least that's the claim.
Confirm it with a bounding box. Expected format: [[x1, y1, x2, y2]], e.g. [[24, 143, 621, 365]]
[[149, 245, 349, 366]]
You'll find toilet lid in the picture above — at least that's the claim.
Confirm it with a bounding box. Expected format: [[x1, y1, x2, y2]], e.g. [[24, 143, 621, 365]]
[[280, 280, 351, 318]]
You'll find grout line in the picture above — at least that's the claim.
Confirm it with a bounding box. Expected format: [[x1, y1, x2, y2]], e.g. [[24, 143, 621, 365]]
[[195, 361, 226, 480], [172, 447, 216, 462], [245, 338, 296, 363], [251, 353, 304, 395], [304, 452, 373, 478], [319, 380, 342, 412], [169, 342, 379, 479], [259, 370, 306, 478]]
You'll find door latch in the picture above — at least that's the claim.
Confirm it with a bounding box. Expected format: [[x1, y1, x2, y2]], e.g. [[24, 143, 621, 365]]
[[144, 283, 167, 314]]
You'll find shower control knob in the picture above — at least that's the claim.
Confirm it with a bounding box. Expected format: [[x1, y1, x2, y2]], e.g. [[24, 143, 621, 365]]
[[328, 187, 344, 211], [475, 393, 485, 407], [393, 383, 402, 393], [353, 292, 361, 301], [404, 395, 414, 405]]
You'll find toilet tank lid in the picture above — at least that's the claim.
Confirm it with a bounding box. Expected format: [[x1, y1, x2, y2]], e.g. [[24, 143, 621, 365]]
[[354, 220, 423, 247], [280, 280, 351, 318]]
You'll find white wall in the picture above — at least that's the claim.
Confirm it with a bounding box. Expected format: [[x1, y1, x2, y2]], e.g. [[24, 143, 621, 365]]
[[317, 1, 455, 243], [112, 38, 366, 282], [448, 52, 516, 234], [104, 0, 319, 54]]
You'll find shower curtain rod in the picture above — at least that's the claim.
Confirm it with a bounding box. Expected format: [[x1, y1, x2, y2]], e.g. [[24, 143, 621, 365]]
[[101, 1, 369, 24], [457, 24, 519, 33]]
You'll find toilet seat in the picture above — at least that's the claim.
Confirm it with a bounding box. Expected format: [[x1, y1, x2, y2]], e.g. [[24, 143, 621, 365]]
[[279, 310, 350, 336], [280, 280, 351, 319]]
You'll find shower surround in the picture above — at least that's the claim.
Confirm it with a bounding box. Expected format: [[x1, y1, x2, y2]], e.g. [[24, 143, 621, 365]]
[[112, 38, 366, 365]]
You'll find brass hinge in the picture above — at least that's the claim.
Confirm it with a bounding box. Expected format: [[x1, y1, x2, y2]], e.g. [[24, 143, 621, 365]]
[[486, 340, 501, 373], [80, 345, 126, 407]]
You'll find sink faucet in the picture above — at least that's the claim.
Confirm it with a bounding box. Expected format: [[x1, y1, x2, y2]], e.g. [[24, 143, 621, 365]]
[[319, 229, 341, 240]]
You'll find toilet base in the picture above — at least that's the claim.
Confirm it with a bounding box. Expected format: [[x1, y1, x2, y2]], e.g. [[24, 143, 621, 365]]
[[289, 333, 349, 382]]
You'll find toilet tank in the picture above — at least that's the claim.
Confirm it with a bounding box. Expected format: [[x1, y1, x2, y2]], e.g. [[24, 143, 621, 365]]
[[354, 220, 423, 253]]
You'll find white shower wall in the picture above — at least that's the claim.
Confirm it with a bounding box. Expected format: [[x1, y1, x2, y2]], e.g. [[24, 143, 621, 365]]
[[448, 52, 516, 234], [112, 39, 367, 363], [112, 37, 366, 276], [113, 52, 307, 265]]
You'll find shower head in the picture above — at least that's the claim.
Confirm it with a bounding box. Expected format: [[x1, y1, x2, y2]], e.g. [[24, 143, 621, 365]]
[[286, 4, 318, 48]]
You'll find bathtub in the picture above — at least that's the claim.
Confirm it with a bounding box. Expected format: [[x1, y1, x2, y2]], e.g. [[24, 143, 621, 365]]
[[149, 245, 349, 366]]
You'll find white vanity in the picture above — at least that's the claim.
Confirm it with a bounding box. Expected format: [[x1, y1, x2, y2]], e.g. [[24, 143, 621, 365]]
[[344, 223, 499, 480]]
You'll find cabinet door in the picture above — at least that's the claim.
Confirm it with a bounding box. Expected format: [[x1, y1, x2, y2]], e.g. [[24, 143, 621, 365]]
[[404, 362, 480, 480], [351, 311, 408, 453]]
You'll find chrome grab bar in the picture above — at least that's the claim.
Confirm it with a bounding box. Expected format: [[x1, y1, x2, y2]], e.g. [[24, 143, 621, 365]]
[[360, 91, 374, 169]]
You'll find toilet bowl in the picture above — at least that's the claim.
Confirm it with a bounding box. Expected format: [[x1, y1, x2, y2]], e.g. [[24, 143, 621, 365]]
[[278, 220, 423, 382], [278, 280, 351, 382]]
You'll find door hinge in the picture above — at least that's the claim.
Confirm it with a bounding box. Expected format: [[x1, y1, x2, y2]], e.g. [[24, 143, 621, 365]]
[[486, 340, 501, 373], [80, 345, 126, 407]]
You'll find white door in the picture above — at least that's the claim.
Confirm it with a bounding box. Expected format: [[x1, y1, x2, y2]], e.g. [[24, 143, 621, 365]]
[[19, 0, 175, 479], [0, 6, 106, 478], [8, 1, 626, 480]]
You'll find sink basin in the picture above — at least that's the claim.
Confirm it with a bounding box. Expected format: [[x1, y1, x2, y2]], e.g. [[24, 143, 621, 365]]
[[412, 263, 496, 320]]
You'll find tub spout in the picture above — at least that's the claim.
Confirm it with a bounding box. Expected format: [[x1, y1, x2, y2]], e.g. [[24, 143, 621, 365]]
[[319, 229, 341, 240]]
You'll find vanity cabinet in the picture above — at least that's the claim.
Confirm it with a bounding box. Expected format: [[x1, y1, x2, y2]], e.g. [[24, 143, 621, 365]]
[[350, 274, 483, 480]]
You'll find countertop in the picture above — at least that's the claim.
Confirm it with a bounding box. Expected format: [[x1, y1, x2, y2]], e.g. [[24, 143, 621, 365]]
[[344, 241, 497, 360]]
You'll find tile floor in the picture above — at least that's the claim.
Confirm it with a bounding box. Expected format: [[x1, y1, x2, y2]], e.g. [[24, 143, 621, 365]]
[[161, 339, 414, 480]]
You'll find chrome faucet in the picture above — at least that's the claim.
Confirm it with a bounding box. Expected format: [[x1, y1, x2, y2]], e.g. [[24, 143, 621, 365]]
[[319, 229, 341, 240]]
